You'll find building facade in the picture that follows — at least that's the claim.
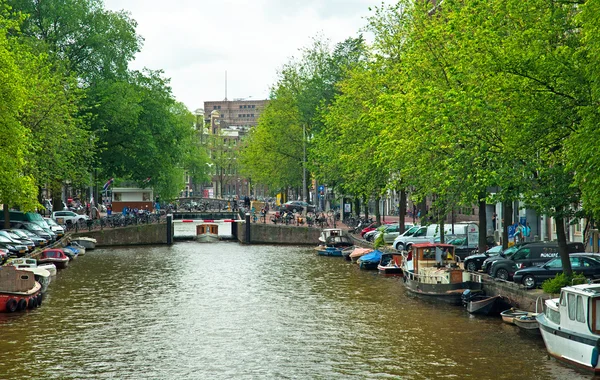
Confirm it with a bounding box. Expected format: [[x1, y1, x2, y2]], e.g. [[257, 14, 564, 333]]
[[204, 99, 268, 131]]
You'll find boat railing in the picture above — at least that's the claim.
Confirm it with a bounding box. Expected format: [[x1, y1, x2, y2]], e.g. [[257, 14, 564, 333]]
[[404, 270, 451, 284], [469, 272, 483, 283]]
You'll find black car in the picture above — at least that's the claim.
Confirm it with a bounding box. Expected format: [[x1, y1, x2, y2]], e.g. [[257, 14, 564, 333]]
[[490, 241, 585, 281], [11, 222, 54, 242], [464, 245, 504, 272], [0, 230, 35, 252], [480, 242, 533, 274], [513, 254, 600, 289], [281, 201, 316, 213]]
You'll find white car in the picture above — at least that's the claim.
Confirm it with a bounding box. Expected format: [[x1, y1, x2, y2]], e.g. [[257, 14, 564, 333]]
[[51, 211, 89, 225], [44, 217, 65, 237]]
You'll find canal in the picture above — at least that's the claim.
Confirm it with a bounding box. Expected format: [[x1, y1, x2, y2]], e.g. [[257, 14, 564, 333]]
[[0, 242, 589, 379]]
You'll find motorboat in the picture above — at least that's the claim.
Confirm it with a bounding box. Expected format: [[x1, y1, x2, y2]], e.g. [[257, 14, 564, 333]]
[[70, 237, 96, 249], [62, 246, 79, 260], [196, 224, 219, 243], [318, 228, 344, 244], [514, 314, 540, 334], [68, 241, 86, 255], [358, 250, 383, 270], [38, 249, 69, 269], [500, 308, 529, 324], [5, 257, 57, 276], [315, 246, 345, 257], [315, 235, 353, 257], [537, 283, 600, 373], [0, 266, 43, 313], [349, 247, 373, 263], [401, 243, 483, 305], [377, 253, 403, 275], [461, 291, 511, 315]]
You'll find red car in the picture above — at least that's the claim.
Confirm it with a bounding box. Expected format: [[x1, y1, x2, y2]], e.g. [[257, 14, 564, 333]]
[[360, 222, 393, 237]]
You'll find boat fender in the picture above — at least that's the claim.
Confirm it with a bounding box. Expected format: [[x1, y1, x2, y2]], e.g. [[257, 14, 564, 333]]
[[593, 341, 600, 368], [5, 298, 17, 313], [28, 297, 37, 309], [36, 294, 43, 307], [17, 299, 27, 312]]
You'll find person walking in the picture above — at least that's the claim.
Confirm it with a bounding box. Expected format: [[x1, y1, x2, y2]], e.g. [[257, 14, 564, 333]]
[[523, 222, 531, 242]]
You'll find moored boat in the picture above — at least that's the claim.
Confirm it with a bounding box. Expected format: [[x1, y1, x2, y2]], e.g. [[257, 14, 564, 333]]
[[349, 247, 373, 263], [62, 246, 79, 260], [38, 249, 69, 269], [377, 253, 403, 275], [315, 235, 353, 257], [196, 224, 219, 243], [316, 246, 344, 257], [358, 250, 383, 270], [514, 314, 540, 334], [500, 308, 529, 324], [71, 237, 96, 250], [318, 228, 344, 244], [401, 243, 482, 305], [537, 284, 600, 373], [462, 291, 511, 315], [0, 266, 43, 313]]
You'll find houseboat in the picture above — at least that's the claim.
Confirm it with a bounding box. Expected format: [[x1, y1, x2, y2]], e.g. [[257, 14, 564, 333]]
[[401, 243, 482, 305]]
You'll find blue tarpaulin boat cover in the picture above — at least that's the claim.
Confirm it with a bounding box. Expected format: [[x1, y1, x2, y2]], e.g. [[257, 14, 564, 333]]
[[358, 250, 383, 264]]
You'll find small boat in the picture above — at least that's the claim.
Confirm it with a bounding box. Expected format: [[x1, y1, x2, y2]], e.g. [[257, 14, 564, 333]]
[[38, 249, 69, 269], [5, 257, 57, 276], [0, 265, 43, 313], [500, 308, 529, 324], [349, 247, 373, 263], [377, 253, 403, 275], [358, 250, 383, 270], [68, 241, 86, 255], [462, 291, 511, 315], [341, 246, 357, 261], [514, 314, 540, 334], [537, 284, 600, 373], [318, 228, 344, 243], [316, 246, 344, 257], [401, 243, 483, 305], [315, 235, 353, 257], [71, 237, 96, 250], [196, 224, 219, 243], [62, 246, 79, 261]]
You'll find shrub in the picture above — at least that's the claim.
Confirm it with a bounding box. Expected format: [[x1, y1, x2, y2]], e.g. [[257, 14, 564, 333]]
[[374, 233, 385, 249], [542, 272, 587, 294]]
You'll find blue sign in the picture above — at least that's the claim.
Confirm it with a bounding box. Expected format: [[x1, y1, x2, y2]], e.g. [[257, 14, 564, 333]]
[[318, 185, 324, 192]]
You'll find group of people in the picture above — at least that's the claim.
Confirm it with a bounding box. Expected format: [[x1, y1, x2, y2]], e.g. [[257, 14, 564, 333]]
[[513, 221, 531, 243]]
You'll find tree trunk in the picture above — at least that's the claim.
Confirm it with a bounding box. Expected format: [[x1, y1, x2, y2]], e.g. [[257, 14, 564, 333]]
[[354, 197, 360, 217], [556, 214, 572, 276], [440, 217, 445, 244], [502, 201, 512, 250], [478, 195, 487, 254], [399, 189, 406, 234], [419, 199, 427, 224], [363, 194, 369, 221], [3, 204, 9, 229], [375, 196, 381, 225]]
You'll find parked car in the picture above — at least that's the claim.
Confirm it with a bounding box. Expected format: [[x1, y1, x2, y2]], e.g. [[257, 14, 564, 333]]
[[374, 223, 414, 244], [0, 234, 29, 257], [464, 245, 503, 272], [393, 223, 476, 252], [361, 222, 386, 237], [365, 225, 388, 242], [0, 230, 35, 252], [11, 222, 54, 242], [489, 241, 585, 281], [392, 225, 422, 250], [8, 228, 48, 247], [280, 201, 315, 213], [481, 242, 533, 274], [51, 210, 89, 225], [513, 254, 600, 289], [44, 217, 65, 237]]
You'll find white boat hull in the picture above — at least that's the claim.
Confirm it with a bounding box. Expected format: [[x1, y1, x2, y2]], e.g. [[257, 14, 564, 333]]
[[196, 233, 219, 243], [72, 238, 96, 250]]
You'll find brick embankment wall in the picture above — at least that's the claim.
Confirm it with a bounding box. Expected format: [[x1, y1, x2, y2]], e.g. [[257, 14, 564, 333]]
[[71, 223, 168, 247], [481, 277, 550, 312], [236, 222, 321, 245]]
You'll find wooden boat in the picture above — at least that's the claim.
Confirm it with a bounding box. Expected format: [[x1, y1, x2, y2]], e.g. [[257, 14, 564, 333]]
[[71, 237, 96, 250], [377, 253, 403, 275], [537, 284, 600, 373], [401, 243, 483, 305], [38, 249, 69, 269], [196, 224, 219, 243], [462, 292, 511, 315], [0, 266, 43, 313], [500, 308, 529, 324], [514, 314, 540, 334], [349, 247, 373, 263]]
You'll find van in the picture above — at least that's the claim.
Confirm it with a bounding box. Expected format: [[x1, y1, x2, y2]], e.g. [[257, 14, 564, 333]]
[[490, 241, 585, 280], [393, 222, 478, 251]]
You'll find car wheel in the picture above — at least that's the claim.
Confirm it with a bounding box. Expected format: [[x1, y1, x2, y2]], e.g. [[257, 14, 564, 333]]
[[496, 268, 509, 281], [466, 261, 477, 272], [522, 275, 536, 289]]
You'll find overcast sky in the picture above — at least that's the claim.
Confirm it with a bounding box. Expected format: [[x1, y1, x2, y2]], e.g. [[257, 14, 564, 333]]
[[102, 0, 379, 113]]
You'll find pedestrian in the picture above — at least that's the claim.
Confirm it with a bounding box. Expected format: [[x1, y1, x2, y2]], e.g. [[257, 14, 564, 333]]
[[523, 222, 531, 242], [492, 212, 497, 231], [515, 222, 523, 243]]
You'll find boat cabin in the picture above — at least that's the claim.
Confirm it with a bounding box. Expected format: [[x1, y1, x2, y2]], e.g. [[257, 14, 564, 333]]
[[5, 258, 37, 268], [553, 284, 600, 336], [41, 249, 68, 260], [319, 228, 343, 243], [196, 224, 218, 236], [324, 235, 353, 248], [405, 243, 464, 285], [0, 266, 36, 293]]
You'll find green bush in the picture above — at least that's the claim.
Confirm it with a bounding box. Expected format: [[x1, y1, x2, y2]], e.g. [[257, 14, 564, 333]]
[[542, 272, 587, 294], [374, 233, 385, 249]]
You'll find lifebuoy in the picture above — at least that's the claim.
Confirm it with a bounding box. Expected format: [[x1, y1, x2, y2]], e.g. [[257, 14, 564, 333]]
[[5, 299, 17, 313], [28, 297, 37, 309], [17, 299, 27, 312]]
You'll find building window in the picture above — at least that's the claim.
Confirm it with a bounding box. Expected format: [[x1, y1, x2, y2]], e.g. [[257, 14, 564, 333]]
[[218, 105, 221, 109], [251, 114, 254, 117], [239, 105, 243, 109], [252, 105, 256, 108], [114, 193, 122, 201]]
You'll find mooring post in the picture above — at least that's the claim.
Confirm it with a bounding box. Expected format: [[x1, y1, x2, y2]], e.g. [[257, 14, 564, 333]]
[[245, 212, 251, 244], [166, 214, 173, 245]]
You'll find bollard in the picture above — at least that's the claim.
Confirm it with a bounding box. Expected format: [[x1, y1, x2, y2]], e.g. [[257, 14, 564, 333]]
[[245, 212, 251, 244], [166, 214, 173, 245]]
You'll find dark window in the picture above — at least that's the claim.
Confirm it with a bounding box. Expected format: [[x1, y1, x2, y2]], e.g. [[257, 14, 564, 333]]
[[251, 114, 254, 117], [239, 105, 243, 109]]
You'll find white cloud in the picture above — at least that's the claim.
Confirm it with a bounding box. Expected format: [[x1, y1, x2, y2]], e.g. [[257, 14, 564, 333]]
[[103, 0, 380, 111]]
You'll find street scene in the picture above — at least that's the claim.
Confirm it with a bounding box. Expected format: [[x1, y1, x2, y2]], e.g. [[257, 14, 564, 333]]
[[2, 0, 600, 378]]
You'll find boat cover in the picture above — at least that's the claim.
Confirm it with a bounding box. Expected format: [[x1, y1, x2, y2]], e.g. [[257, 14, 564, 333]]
[[349, 247, 373, 258], [358, 250, 383, 264]]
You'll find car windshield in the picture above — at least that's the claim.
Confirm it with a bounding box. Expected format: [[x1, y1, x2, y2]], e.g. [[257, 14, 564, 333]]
[[9, 230, 27, 238], [25, 223, 43, 231], [20, 230, 38, 238], [487, 245, 503, 255], [45, 218, 58, 226], [0, 235, 11, 243], [3, 231, 21, 240]]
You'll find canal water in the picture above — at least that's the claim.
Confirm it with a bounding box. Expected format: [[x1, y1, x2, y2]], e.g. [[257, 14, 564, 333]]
[[0, 242, 590, 379]]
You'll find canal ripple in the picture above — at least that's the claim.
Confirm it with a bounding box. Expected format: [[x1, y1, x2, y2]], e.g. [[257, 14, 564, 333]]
[[0, 242, 591, 379]]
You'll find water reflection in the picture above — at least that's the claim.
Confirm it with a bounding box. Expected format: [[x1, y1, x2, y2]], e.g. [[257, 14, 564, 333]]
[[0, 242, 590, 379]]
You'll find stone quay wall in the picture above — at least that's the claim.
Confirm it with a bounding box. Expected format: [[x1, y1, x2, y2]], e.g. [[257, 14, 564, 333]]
[[236, 222, 320, 245], [71, 223, 169, 247]]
